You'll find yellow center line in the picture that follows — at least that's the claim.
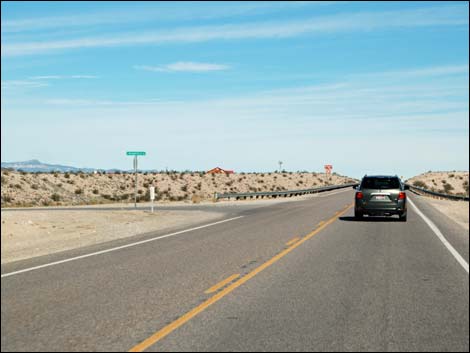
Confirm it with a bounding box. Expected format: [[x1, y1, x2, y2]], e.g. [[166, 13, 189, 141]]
[[317, 221, 325, 226], [129, 203, 353, 352], [204, 274, 240, 294], [285, 237, 301, 246]]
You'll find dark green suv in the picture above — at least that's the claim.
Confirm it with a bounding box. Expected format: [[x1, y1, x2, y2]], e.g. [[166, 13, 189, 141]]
[[354, 175, 409, 221]]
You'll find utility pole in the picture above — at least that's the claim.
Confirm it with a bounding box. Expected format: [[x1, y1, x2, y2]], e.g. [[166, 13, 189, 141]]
[[278, 161, 283, 172]]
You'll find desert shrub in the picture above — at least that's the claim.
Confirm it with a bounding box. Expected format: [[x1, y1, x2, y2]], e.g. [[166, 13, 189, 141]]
[[14, 184, 22, 189], [54, 173, 58, 178], [51, 193, 61, 201], [412, 180, 427, 188], [74, 188, 82, 195], [449, 174, 455, 178], [67, 180, 75, 184], [120, 185, 126, 190], [57, 183, 63, 187], [143, 182, 149, 188], [181, 185, 188, 192], [298, 180, 304, 184], [93, 189, 99, 194], [225, 181, 233, 186], [443, 183, 454, 193], [31, 184, 39, 190], [42, 177, 48, 182], [3, 171, 9, 176], [1, 176, 5, 184], [64, 173, 70, 179], [137, 189, 143, 195], [79, 174, 85, 179], [2, 195, 12, 202]]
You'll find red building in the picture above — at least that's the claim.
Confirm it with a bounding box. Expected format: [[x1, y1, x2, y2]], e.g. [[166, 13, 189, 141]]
[[207, 167, 234, 174]]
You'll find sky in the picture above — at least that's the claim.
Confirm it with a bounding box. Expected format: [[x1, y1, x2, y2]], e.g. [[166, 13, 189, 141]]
[[1, 1, 469, 178]]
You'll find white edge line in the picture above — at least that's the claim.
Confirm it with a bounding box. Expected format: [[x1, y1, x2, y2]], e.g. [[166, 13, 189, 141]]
[[408, 197, 469, 274], [1, 216, 244, 278]]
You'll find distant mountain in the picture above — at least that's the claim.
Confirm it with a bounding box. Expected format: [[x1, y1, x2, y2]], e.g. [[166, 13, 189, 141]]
[[0, 160, 164, 173], [1, 160, 97, 173]]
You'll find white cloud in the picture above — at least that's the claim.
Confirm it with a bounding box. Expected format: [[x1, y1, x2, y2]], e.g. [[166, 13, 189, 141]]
[[134, 62, 230, 73], [356, 64, 470, 79], [2, 5, 468, 57], [1, 80, 49, 89], [1, 2, 341, 33], [29, 75, 98, 80]]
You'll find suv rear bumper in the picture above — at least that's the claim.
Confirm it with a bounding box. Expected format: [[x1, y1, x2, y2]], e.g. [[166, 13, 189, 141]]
[[355, 202, 406, 216]]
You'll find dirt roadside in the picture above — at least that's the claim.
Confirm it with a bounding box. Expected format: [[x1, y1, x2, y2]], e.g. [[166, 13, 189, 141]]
[[1, 209, 222, 264], [421, 197, 469, 231]]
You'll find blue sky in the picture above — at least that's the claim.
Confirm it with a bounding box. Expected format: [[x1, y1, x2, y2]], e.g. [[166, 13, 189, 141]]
[[1, 1, 469, 178]]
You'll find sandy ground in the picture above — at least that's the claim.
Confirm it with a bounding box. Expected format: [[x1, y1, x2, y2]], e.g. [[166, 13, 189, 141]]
[[1, 209, 222, 264], [1, 170, 356, 207], [422, 198, 469, 231], [407, 171, 469, 195]]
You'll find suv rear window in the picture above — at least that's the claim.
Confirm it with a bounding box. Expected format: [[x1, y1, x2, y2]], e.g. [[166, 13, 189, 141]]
[[361, 177, 400, 190]]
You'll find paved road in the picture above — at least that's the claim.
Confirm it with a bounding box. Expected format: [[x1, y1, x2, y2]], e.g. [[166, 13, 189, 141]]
[[1, 190, 468, 351]]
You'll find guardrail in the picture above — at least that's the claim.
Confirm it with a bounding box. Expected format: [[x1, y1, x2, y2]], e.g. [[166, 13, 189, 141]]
[[406, 184, 469, 201], [215, 183, 359, 201]]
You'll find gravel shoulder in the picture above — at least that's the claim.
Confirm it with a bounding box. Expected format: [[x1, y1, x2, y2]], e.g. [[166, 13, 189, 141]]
[[421, 197, 469, 230], [1, 209, 222, 264]]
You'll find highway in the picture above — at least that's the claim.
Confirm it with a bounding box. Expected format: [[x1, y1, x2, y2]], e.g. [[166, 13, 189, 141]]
[[1, 189, 468, 352]]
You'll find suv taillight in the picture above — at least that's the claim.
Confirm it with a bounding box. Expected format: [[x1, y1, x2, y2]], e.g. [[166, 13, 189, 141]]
[[356, 192, 363, 199], [398, 192, 406, 200]]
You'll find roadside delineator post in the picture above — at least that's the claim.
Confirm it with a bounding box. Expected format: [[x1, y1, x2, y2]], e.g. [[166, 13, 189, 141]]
[[149, 186, 155, 213]]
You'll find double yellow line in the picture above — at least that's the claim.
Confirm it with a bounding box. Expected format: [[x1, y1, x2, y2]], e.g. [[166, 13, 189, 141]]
[[129, 203, 353, 352]]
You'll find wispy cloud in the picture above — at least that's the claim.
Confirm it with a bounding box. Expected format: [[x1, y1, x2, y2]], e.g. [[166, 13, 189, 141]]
[[1, 2, 341, 33], [134, 62, 230, 73], [2, 5, 468, 57], [357, 64, 470, 79], [41, 64, 469, 121], [28, 75, 98, 80], [1, 80, 49, 89]]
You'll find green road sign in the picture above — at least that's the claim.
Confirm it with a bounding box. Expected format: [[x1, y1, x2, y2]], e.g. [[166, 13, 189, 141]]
[[126, 151, 146, 156]]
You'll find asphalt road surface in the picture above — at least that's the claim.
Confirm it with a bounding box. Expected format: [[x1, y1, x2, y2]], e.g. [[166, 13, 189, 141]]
[[1, 189, 468, 352]]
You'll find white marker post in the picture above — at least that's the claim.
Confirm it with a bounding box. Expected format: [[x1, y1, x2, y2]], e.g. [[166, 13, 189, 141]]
[[149, 186, 155, 213]]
